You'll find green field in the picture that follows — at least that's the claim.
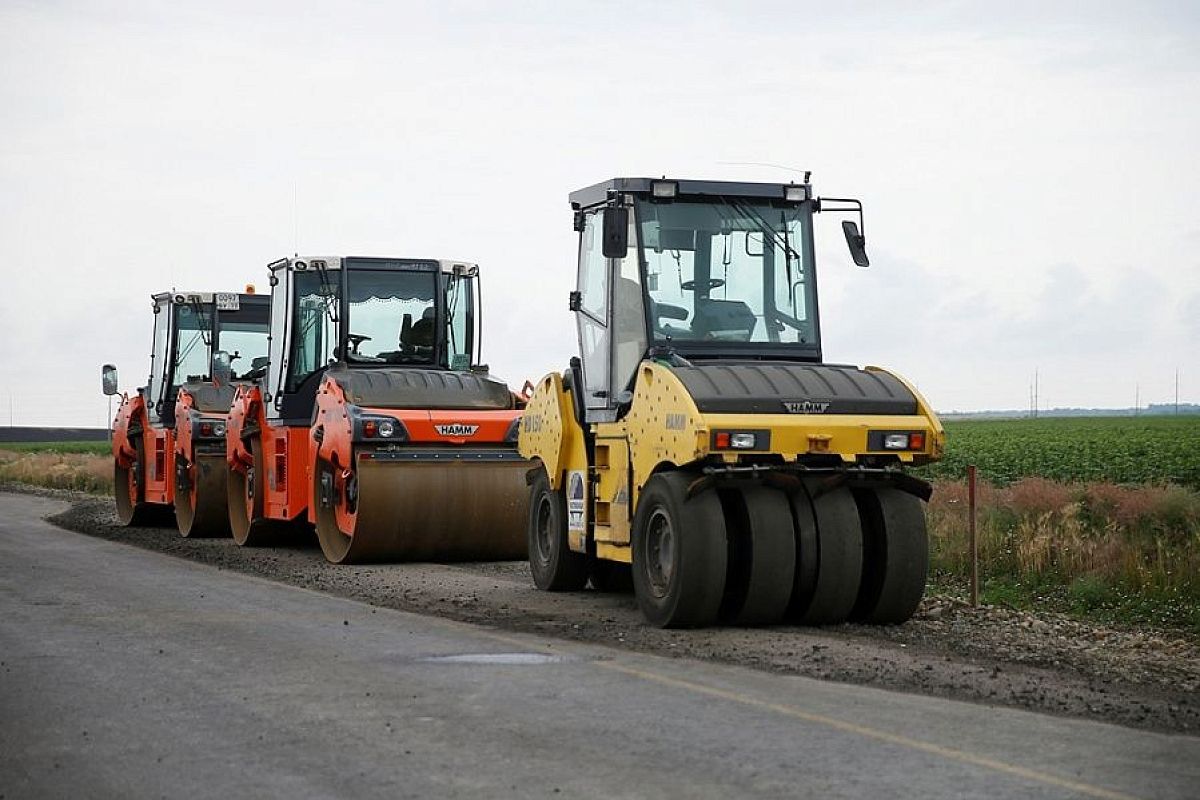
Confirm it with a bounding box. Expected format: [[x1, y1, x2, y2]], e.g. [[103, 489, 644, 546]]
[[0, 441, 111, 456], [917, 415, 1200, 489]]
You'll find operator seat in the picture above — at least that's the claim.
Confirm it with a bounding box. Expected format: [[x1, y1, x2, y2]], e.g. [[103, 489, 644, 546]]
[[404, 307, 437, 348]]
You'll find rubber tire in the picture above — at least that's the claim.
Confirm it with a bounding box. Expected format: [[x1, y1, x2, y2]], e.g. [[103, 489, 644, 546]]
[[849, 488, 928, 624], [528, 468, 589, 591], [788, 481, 863, 625], [631, 472, 727, 628], [717, 485, 796, 626], [589, 559, 634, 593]]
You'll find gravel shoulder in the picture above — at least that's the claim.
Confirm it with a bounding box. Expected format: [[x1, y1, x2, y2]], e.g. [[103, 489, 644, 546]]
[[13, 485, 1199, 735]]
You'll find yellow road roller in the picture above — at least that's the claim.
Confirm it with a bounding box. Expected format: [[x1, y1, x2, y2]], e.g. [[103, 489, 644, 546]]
[[519, 177, 944, 627]]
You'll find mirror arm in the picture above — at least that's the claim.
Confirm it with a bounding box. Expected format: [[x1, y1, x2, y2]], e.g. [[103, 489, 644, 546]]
[[815, 197, 865, 240]]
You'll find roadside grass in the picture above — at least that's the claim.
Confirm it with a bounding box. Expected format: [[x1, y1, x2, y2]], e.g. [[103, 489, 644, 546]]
[[0, 440, 111, 455], [928, 477, 1200, 634], [0, 448, 111, 494]]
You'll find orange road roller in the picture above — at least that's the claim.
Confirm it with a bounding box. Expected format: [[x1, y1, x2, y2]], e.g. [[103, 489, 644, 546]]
[[224, 256, 530, 563], [104, 289, 270, 536]]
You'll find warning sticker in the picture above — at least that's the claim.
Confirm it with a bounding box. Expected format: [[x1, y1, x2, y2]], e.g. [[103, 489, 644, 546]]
[[567, 470, 586, 533]]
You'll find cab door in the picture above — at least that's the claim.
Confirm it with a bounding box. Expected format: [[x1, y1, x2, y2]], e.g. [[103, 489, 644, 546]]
[[574, 207, 647, 425]]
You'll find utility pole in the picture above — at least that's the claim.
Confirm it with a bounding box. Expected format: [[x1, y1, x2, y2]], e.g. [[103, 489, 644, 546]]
[[1135, 384, 1139, 417], [1177, 369, 1181, 415], [1034, 368, 1040, 419]]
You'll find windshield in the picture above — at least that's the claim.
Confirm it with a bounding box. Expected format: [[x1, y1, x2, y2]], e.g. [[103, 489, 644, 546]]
[[172, 303, 214, 386], [637, 199, 816, 346], [344, 269, 439, 365], [217, 302, 270, 381]]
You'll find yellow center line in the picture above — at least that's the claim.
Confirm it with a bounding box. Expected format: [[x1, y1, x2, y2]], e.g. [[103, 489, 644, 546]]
[[597, 660, 1140, 800]]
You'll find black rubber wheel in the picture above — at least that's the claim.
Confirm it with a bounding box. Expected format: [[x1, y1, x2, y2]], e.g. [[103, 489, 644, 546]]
[[788, 480, 863, 625], [589, 559, 634, 593], [850, 488, 928, 624], [631, 472, 727, 628], [717, 485, 795, 626], [528, 468, 589, 591]]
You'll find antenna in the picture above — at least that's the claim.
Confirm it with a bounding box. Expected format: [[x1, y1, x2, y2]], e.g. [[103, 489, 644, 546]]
[[716, 161, 810, 176], [293, 181, 299, 256]]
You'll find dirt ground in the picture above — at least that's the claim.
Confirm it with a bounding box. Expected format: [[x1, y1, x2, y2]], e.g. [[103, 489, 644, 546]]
[[13, 485, 1198, 735]]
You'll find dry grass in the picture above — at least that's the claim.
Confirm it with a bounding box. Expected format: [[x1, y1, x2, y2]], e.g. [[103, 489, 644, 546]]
[[0, 448, 112, 494], [928, 477, 1200, 630]]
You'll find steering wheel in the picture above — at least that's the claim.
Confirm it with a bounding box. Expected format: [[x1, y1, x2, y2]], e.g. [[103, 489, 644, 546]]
[[680, 278, 726, 291], [346, 333, 372, 354]]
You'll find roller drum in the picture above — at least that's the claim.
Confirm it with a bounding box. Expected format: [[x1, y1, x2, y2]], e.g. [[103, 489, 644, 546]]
[[316, 456, 530, 564], [175, 454, 231, 537]]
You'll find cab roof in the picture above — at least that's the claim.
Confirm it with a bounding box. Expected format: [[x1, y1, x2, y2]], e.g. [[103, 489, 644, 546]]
[[267, 256, 478, 274], [569, 177, 812, 210]]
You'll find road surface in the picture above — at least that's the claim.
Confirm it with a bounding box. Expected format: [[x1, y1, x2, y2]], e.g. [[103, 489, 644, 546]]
[[1, 493, 1196, 799]]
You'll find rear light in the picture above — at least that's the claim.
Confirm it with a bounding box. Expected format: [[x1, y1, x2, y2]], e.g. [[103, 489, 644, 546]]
[[200, 422, 213, 437], [869, 430, 927, 451], [364, 420, 377, 437], [713, 430, 767, 450], [377, 419, 396, 438]]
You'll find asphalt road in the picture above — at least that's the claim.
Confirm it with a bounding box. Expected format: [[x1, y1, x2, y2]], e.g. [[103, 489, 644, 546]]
[[1, 494, 1197, 799]]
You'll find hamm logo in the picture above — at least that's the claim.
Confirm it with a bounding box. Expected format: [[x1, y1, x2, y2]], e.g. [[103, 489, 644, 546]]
[[783, 400, 830, 414], [435, 423, 479, 437]]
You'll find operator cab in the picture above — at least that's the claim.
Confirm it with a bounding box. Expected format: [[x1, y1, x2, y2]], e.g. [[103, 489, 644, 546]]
[[142, 291, 270, 426], [264, 256, 482, 423], [568, 177, 869, 424]]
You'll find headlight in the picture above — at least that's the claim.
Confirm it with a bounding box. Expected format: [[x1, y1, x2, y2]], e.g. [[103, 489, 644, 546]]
[[213, 422, 227, 438], [359, 416, 407, 440], [730, 433, 757, 449], [651, 180, 678, 199]]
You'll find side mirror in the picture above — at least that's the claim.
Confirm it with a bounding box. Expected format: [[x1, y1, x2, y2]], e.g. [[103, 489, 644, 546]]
[[101, 364, 119, 396], [842, 220, 870, 267], [212, 350, 233, 387], [602, 207, 629, 259]]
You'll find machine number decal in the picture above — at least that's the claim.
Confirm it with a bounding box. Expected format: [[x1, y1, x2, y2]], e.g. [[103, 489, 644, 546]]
[[215, 292, 240, 311], [567, 471, 586, 532], [664, 413, 686, 430], [435, 424, 479, 437], [783, 400, 830, 414]]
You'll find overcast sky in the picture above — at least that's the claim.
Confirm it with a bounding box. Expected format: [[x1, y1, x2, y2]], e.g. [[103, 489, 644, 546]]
[[2, 0, 1197, 425]]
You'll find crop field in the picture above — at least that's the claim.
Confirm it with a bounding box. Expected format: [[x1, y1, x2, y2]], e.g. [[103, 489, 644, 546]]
[[918, 415, 1200, 489]]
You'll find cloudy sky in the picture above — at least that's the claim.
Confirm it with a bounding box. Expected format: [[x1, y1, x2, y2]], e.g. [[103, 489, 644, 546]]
[[2, 1, 1197, 425]]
